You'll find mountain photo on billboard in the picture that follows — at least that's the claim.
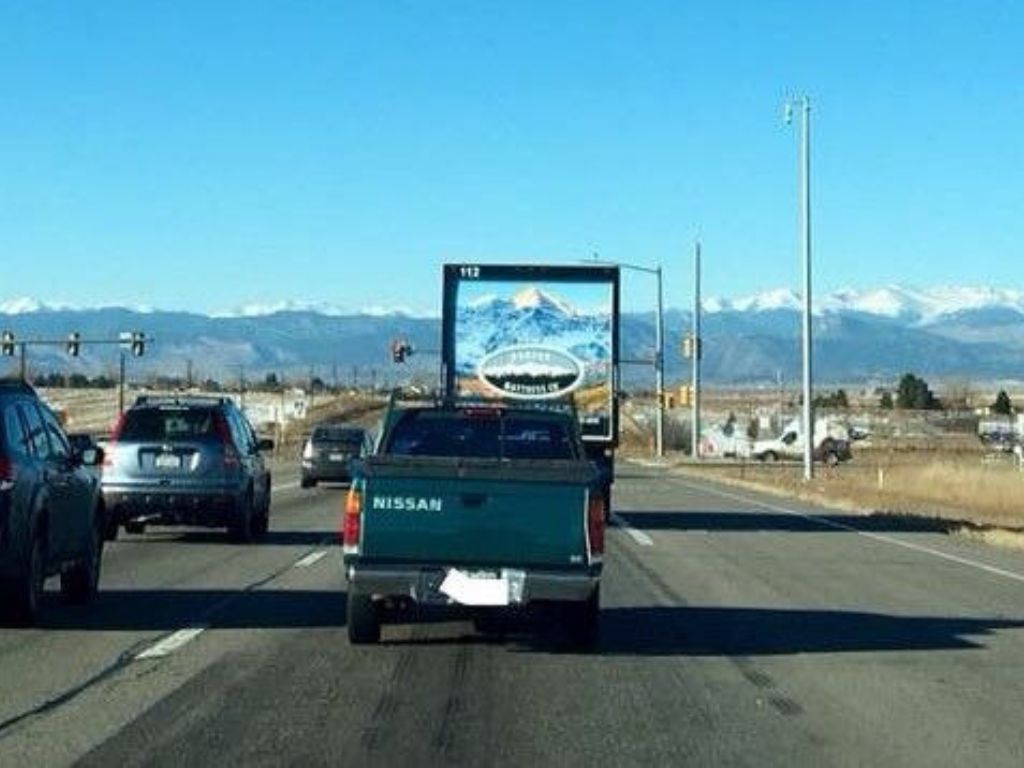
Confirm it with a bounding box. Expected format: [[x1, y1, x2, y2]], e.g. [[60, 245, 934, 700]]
[[454, 282, 613, 389]]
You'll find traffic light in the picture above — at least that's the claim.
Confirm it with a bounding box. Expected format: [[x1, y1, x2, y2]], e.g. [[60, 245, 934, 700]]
[[681, 335, 703, 360], [67, 332, 81, 357], [130, 331, 146, 357], [1, 331, 14, 357], [391, 339, 412, 364]]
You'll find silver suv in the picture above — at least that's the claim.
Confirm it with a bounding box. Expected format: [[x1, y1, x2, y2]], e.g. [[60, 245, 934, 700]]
[[101, 396, 273, 542]]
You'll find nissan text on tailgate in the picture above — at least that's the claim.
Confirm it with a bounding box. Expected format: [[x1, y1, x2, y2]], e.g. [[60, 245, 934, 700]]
[[342, 402, 605, 646]]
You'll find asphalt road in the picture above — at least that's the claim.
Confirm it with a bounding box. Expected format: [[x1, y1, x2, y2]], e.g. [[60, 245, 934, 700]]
[[1, 464, 1023, 767]]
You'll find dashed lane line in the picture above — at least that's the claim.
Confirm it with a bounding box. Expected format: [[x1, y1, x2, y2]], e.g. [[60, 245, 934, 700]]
[[135, 627, 207, 660], [294, 550, 329, 568], [611, 513, 654, 547]]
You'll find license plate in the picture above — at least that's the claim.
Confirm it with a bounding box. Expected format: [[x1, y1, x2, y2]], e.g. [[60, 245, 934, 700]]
[[438, 568, 526, 607], [329, 452, 347, 462], [155, 453, 181, 469]]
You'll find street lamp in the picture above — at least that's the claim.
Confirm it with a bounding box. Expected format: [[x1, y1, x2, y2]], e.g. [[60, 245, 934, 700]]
[[587, 257, 665, 457], [784, 94, 814, 481]]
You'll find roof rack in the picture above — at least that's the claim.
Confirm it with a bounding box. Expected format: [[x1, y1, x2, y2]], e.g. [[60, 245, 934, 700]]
[[134, 394, 233, 407]]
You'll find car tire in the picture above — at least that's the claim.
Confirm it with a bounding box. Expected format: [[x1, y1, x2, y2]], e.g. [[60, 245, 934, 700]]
[[300, 477, 316, 489], [124, 521, 146, 535], [347, 589, 381, 644], [228, 489, 255, 543], [566, 586, 600, 649], [763, 451, 779, 463], [61, 512, 103, 604], [5, 528, 46, 625], [824, 451, 840, 468], [253, 487, 270, 539], [103, 511, 119, 542]]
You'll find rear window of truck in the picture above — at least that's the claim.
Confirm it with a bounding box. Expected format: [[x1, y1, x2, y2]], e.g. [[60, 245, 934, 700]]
[[385, 411, 577, 460]]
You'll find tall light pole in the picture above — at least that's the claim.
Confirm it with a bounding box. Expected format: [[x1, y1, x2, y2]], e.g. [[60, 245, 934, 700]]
[[785, 94, 814, 481], [691, 240, 702, 460], [585, 257, 665, 457]]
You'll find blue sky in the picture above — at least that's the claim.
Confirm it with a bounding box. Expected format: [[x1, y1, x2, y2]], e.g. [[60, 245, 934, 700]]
[[1, 1, 1021, 314]]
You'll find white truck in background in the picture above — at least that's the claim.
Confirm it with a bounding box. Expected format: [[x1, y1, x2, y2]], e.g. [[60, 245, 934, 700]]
[[751, 418, 852, 466]]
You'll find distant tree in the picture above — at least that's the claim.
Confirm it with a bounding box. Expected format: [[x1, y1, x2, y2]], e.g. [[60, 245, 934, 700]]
[[93, 374, 116, 389], [813, 389, 850, 409], [992, 390, 1013, 415], [264, 372, 280, 390], [68, 373, 90, 389], [896, 373, 940, 410], [746, 418, 760, 440], [879, 391, 894, 410], [720, 412, 737, 437], [203, 378, 223, 392], [311, 376, 326, 393]]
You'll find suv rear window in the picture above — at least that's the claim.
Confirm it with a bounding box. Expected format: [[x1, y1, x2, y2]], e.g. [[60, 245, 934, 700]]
[[312, 427, 364, 446], [386, 411, 576, 460], [119, 407, 218, 441]]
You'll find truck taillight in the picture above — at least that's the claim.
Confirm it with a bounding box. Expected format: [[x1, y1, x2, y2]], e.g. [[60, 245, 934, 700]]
[[342, 486, 362, 553], [587, 492, 605, 560]]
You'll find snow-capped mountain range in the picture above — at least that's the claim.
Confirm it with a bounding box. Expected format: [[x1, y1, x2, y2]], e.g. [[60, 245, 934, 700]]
[[5, 285, 1023, 324], [705, 285, 1024, 324], [2, 285, 1024, 383]]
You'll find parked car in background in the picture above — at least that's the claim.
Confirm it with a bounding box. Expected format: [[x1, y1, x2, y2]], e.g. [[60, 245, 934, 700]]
[[0, 380, 107, 624], [301, 425, 371, 487], [101, 395, 273, 541]]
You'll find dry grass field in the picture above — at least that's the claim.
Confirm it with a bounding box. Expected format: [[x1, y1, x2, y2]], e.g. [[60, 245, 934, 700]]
[[671, 450, 1024, 546]]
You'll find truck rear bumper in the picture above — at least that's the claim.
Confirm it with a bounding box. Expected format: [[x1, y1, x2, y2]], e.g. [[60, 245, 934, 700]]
[[347, 564, 600, 604]]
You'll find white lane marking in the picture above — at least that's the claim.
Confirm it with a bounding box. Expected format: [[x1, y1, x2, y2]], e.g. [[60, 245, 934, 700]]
[[676, 479, 1024, 586], [611, 513, 654, 547], [294, 550, 329, 568], [136, 627, 206, 660]]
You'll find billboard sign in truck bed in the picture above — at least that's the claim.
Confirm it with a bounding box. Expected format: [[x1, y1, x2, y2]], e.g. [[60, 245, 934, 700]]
[[442, 264, 620, 444]]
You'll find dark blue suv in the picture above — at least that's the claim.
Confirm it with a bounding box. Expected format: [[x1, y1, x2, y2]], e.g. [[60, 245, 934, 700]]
[[0, 380, 106, 624]]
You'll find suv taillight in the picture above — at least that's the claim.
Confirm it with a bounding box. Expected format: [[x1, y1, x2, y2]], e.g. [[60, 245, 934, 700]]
[[213, 413, 239, 468], [586, 492, 605, 561], [0, 455, 16, 491], [342, 486, 362, 553], [103, 414, 126, 467]]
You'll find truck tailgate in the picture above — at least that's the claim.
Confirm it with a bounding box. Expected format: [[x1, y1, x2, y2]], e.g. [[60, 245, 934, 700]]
[[357, 457, 596, 569]]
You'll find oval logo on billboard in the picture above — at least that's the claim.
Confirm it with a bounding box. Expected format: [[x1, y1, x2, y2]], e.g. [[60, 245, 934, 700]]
[[477, 345, 585, 400]]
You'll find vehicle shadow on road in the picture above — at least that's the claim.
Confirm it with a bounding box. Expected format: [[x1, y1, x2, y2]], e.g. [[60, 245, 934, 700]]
[[615, 509, 973, 534], [523, 605, 1024, 657], [35, 589, 347, 632], [113, 530, 336, 547]]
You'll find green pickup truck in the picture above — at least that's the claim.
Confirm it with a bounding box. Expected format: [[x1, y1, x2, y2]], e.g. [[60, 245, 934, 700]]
[[341, 401, 606, 646]]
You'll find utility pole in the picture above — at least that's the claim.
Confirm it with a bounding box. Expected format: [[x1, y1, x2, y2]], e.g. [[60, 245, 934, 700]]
[[785, 94, 814, 481], [655, 266, 665, 457], [691, 240, 702, 460], [186, 359, 194, 389], [19, 343, 27, 382]]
